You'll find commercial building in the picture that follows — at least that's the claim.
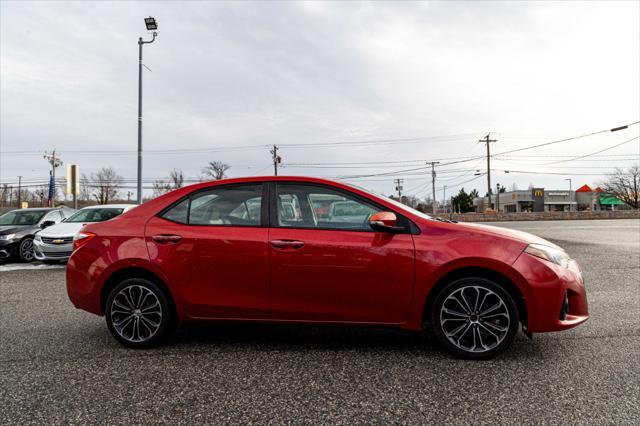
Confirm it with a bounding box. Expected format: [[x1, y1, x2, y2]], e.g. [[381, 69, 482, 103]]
[[473, 184, 625, 213]]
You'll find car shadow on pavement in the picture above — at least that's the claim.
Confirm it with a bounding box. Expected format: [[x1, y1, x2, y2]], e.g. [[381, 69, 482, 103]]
[[170, 322, 435, 352], [159, 322, 539, 360]]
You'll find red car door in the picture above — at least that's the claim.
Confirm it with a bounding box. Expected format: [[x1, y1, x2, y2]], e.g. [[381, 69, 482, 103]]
[[146, 183, 269, 319], [269, 183, 415, 323]]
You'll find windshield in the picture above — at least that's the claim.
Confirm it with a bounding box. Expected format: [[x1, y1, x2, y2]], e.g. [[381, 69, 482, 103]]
[[65, 208, 124, 223], [0, 210, 47, 226]]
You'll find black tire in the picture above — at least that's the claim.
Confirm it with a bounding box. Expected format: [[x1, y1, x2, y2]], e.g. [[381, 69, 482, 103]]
[[430, 277, 519, 360], [105, 278, 173, 349], [18, 237, 35, 262]]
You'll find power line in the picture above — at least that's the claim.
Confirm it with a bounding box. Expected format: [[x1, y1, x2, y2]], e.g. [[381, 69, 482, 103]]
[[492, 121, 639, 157], [541, 136, 640, 165], [0, 132, 479, 156]]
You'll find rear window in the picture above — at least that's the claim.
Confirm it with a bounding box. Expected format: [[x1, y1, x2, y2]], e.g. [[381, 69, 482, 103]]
[[65, 208, 124, 223]]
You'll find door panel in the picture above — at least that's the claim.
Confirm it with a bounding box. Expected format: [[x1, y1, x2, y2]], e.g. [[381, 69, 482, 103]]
[[145, 183, 269, 319], [269, 227, 415, 323], [146, 217, 269, 319]]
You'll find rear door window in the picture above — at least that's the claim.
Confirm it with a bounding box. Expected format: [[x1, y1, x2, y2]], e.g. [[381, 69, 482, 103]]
[[160, 184, 263, 227]]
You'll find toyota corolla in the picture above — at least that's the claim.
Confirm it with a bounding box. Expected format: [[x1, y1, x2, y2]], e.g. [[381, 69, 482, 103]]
[[66, 176, 588, 359]]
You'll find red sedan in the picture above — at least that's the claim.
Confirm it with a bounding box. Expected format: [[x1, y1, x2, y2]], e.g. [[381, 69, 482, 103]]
[[66, 176, 588, 359]]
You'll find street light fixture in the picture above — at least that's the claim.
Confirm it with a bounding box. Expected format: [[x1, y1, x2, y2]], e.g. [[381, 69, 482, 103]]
[[136, 17, 159, 204], [144, 17, 158, 30]]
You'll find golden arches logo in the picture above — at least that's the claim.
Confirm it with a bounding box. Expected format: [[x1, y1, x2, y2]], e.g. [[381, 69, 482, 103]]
[[534, 190, 543, 197]]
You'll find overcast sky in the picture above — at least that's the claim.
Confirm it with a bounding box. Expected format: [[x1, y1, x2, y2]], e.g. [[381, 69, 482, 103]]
[[1, 0, 639, 200]]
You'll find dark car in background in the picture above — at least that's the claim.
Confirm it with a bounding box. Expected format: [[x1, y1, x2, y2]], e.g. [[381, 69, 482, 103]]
[[0, 207, 74, 262]]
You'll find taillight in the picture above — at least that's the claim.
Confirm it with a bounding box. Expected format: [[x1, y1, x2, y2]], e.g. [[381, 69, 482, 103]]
[[73, 232, 96, 251]]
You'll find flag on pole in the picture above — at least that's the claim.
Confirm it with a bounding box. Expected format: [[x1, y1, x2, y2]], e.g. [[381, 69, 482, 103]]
[[47, 171, 54, 207]]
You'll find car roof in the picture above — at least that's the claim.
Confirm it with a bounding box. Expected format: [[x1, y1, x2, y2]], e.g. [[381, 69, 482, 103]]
[[80, 204, 137, 210], [10, 208, 55, 212], [178, 176, 355, 190]]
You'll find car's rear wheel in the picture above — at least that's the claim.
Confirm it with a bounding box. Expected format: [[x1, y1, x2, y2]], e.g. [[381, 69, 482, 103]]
[[105, 278, 172, 348], [18, 237, 35, 262], [431, 277, 519, 359]]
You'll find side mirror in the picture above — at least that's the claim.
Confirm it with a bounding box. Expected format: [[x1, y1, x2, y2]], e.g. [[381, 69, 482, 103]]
[[40, 220, 56, 229], [369, 212, 404, 233]]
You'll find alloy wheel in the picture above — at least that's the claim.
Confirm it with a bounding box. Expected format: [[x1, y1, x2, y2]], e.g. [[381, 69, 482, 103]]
[[110, 285, 163, 343], [439, 285, 511, 353], [20, 238, 34, 261]]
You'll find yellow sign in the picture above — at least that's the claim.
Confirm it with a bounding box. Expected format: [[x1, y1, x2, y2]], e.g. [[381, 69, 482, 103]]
[[21, 201, 29, 209], [534, 190, 543, 197], [66, 164, 80, 196]]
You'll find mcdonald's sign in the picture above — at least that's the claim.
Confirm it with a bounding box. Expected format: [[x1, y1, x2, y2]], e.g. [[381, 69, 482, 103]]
[[532, 188, 545, 212]]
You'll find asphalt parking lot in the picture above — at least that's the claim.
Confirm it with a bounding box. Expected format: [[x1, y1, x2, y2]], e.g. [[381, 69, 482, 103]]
[[1, 219, 638, 424]]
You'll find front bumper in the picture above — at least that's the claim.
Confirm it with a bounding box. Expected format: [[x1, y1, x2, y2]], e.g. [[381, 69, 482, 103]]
[[0, 239, 20, 259], [33, 239, 73, 261], [513, 252, 589, 333]]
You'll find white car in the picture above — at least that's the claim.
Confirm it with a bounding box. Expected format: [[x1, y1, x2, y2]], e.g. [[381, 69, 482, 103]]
[[33, 204, 137, 263]]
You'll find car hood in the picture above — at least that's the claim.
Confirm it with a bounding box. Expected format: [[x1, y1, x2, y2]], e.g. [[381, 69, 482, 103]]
[[453, 221, 563, 250], [37, 222, 86, 237], [0, 225, 30, 235]]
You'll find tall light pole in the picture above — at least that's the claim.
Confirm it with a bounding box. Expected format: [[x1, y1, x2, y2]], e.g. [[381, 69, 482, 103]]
[[443, 185, 446, 213], [17, 176, 22, 208], [137, 17, 158, 204], [565, 178, 573, 212]]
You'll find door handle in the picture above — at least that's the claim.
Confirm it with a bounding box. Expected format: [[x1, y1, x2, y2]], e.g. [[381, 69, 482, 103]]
[[152, 234, 182, 244], [270, 239, 305, 249]]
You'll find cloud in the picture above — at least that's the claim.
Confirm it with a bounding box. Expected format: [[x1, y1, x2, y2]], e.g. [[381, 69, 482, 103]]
[[1, 1, 638, 198]]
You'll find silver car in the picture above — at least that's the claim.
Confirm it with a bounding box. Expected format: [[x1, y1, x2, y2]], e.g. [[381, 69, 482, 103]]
[[33, 204, 137, 263]]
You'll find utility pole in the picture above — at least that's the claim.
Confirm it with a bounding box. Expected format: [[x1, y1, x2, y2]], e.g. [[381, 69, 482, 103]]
[[137, 17, 159, 205], [478, 134, 497, 210], [496, 183, 500, 212], [17, 176, 22, 208], [394, 178, 404, 199], [43, 150, 63, 207], [427, 161, 440, 214], [443, 185, 447, 214], [270, 145, 281, 176]]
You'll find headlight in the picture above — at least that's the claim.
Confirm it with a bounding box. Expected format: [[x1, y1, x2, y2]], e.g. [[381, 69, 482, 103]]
[[524, 243, 570, 268], [0, 233, 16, 241]]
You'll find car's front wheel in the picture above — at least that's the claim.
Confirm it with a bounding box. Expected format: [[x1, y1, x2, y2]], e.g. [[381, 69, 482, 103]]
[[105, 278, 173, 348], [431, 277, 519, 359], [18, 237, 35, 262]]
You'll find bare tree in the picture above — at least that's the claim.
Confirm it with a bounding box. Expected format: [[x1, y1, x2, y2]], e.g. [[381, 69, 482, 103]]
[[601, 165, 639, 209], [169, 169, 184, 188], [0, 184, 9, 207], [152, 169, 185, 198], [202, 161, 230, 180], [79, 173, 92, 202], [151, 180, 171, 198], [90, 167, 123, 204]]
